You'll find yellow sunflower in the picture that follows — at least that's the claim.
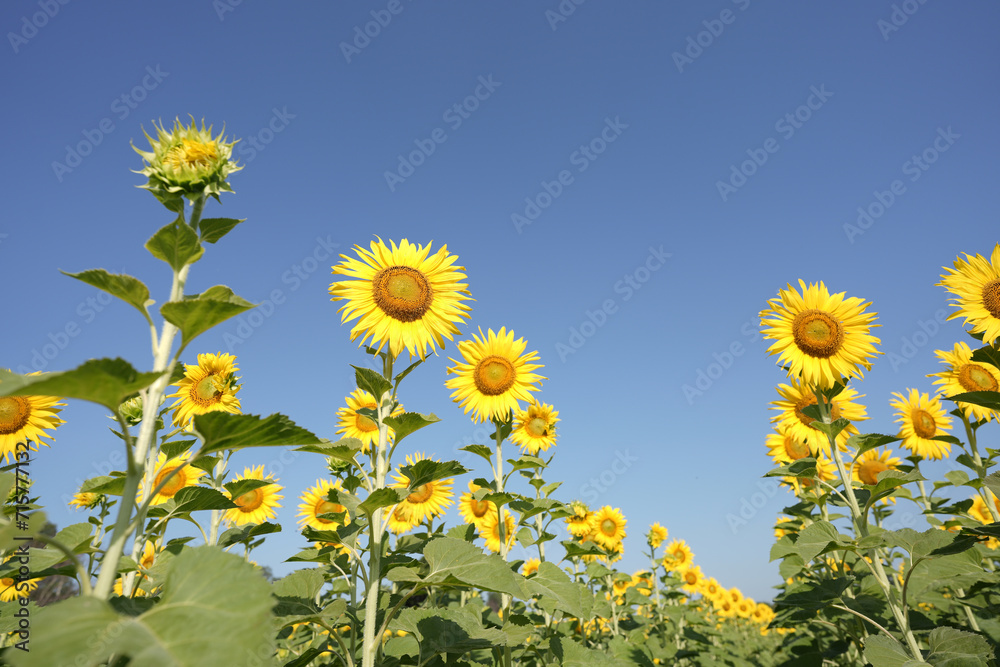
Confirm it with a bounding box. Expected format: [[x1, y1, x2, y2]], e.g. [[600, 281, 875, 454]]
[[735, 597, 756, 619], [69, 491, 102, 510], [591, 506, 627, 550], [297, 479, 350, 532], [752, 603, 774, 625], [445, 327, 545, 423], [565, 501, 594, 537], [679, 565, 704, 594], [329, 238, 473, 360], [335, 389, 403, 453], [969, 491, 1000, 524], [783, 453, 837, 496], [457, 481, 497, 528], [386, 504, 419, 535], [662, 539, 694, 572], [714, 597, 737, 618], [760, 280, 881, 389], [889, 389, 954, 459], [113, 577, 150, 598], [853, 448, 902, 486], [939, 244, 1000, 344], [142, 450, 205, 505], [765, 425, 815, 464], [480, 508, 516, 553], [390, 453, 454, 524], [510, 400, 559, 455], [223, 465, 283, 526], [647, 523, 668, 549], [167, 352, 241, 429], [770, 378, 867, 455], [0, 576, 39, 602], [930, 343, 1000, 423], [699, 577, 724, 601], [0, 375, 65, 464], [522, 558, 541, 577], [727, 587, 744, 605], [137, 540, 157, 571]]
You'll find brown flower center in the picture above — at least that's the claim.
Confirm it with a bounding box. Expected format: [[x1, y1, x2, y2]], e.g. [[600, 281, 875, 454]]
[[684, 571, 698, 585], [372, 266, 432, 322], [407, 483, 434, 504], [473, 356, 516, 396], [911, 409, 937, 439], [783, 436, 812, 460], [235, 488, 264, 511], [600, 519, 618, 536], [858, 460, 889, 486], [470, 497, 490, 518], [792, 309, 844, 358], [958, 363, 999, 393], [353, 403, 378, 433], [315, 500, 345, 524], [192, 374, 223, 405], [0, 397, 30, 435], [154, 465, 187, 498], [794, 395, 841, 428], [525, 417, 548, 437], [982, 279, 1000, 319]]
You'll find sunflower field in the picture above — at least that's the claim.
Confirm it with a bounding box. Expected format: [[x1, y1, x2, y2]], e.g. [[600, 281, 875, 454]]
[[0, 119, 998, 667]]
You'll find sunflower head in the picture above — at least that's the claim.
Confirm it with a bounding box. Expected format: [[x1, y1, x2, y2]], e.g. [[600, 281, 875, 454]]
[[939, 244, 1000, 344], [0, 373, 65, 464], [522, 558, 541, 577], [69, 491, 104, 510], [458, 480, 497, 528], [297, 479, 351, 532], [480, 508, 516, 553], [510, 399, 559, 455], [647, 523, 668, 549], [591, 506, 627, 550], [223, 465, 283, 526], [770, 378, 867, 456], [336, 389, 403, 453], [662, 539, 693, 572], [386, 503, 419, 535], [390, 453, 455, 524], [167, 352, 242, 430], [930, 343, 1000, 424], [142, 450, 206, 506]]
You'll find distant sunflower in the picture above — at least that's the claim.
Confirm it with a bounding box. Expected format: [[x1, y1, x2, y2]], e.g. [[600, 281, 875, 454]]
[[445, 327, 545, 423], [784, 454, 838, 496], [760, 280, 881, 389], [480, 508, 516, 554], [386, 504, 418, 535], [591, 506, 627, 550], [329, 238, 473, 360], [0, 576, 39, 602], [662, 540, 693, 572], [969, 491, 1000, 524], [714, 597, 737, 618], [890, 389, 954, 459], [765, 425, 814, 464], [853, 449, 901, 486], [390, 453, 454, 523], [297, 479, 350, 532], [699, 577, 724, 601], [69, 491, 102, 510], [457, 480, 496, 528], [930, 343, 1000, 423], [167, 352, 241, 429], [223, 465, 283, 526], [335, 389, 403, 453], [522, 558, 541, 577], [753, 603, 775, 626], [510, 400, 559, 455], [647, 523, 668, 549], [679, 565, 704, 594], [0, 375, 65, 463], [565, 501, 594, 538], [727, 587, 744, 605], [770, 378, 867, 455], [143, 450, 205, 505], [939, 244, 1000, 344], [736, 597, 756, 619]]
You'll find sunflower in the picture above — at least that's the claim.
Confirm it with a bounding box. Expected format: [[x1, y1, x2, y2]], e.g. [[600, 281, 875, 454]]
[[223, 465, 283, 526], [939, 244, 1000, 344], [853, 448, 901, 486], [760, 280, 881, 389], [765, 425, 814, 464], [0, 576, 39, 602], [662, 539, 693, 572], [134, 117, 241, 203], [752, 603, 774, 625], [770, 378, 867, 455], [390, 453, 454, 524], [591, 506, 627, 550], [0, 376, 65, 464], [647, 523, 668, 549], [565, 501, 594, 538], [930, 343, 1000, 423], [480, 508, 516, 553], [888, 389, 953, 459], [679, 565, 704, 594], [142, 450, 206, 505], [457, 480, 497, 528], [386, 504, 418, 535], [969, 491, 1000, 524], [699, 577, 724, 601], [522, 558, 541, 577], [445, 327, 545, 423], [330, 238, 473, 360], [727, 587, 744, 605], [714, 597, 737, 618], [167, 352, 241, 429], [600, 539, 624, 564], [735, 597, 756, 619], [69, 491, 102, 510], [113, 577, 150, 598], [774, 516, 795, 539], [335, 389, 404, 453], [297, 479, 350, 532], [510, 400, 559, 455]]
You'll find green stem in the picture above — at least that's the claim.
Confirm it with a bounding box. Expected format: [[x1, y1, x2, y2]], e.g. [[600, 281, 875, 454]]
[[492, 417, 512, 667]]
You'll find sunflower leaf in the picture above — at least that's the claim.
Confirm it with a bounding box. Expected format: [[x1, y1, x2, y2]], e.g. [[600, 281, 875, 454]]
[[562, 541, 606, 558], [62, 269, 153, 323], [145, 215, 204, 271], [946, 391, 1000, 412], [160, 439, 197, 460], [325, 487, 361, 517], [985, 471, 1000, 498], [848, 433, 902, 460], [862, 634, 915, 667], [388, 537, 529, 599], [793, 521, 848, 563], [193, 412, 324, 454], [223, 478, 275, 499], [460, 444, 494, 465], [80, 474, 127, 496], [353, 365, 391, 401], [0, 359, 163, 412], [383, 412, 441, 445], [924, 627, 995, 666], [525, 561, 593, 620], [169, 486, 237, 513], [357, 488, 407, 517], [399, 459, 467, 491], [217, 522, 281, 548], [198, 217, 245, 244], [294, 437, 364, 461], [763, 458, 817, 478], [863, 470, 925, 515], [971, 345, 1000, 372], [160, 285, 254, 352]]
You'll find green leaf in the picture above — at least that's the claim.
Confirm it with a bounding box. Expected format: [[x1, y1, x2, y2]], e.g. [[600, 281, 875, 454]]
[[947, 391, 1000, 412], [294, 437, 364, 462], [971, 345, 1000, 373], [460, 444, 494, 465], [794, 521, 847, 563], [160, 439, 197, 460], [198, 217, 245, 244], [80, 474, 127, 496], [357, 488, 406, 516], [62, 269, 152, 322], [865, 470, 926, 512], [0, 359, 162, 411], [984, 472, 1000, 499], [353, 365, 391, 401], [384, 412, 441, 445], [399, 459, 467, 490], [217, 522, 281, 548], [389, 607, 509, 654], [525, 561, 593, 619], [763, 458, 818, 478], [924, 626, 994, 665], [863, 634, 920, 667], [388, 536, 528, 599], [192, 412, 325, 455], [145, 216, 204, 271], [160, 285, 254, 351], [169, 486, 237, 513], [849, 433, 902, 460]]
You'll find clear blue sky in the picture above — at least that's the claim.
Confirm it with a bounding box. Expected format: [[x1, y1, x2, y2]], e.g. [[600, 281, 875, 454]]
[[3, 1, 999, 602]]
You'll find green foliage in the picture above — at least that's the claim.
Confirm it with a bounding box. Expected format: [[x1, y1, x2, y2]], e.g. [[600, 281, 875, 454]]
[[0, 359, 162, 411]]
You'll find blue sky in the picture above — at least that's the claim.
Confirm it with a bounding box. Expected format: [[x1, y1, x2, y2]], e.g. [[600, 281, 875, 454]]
[[3, 1, 999, 602]]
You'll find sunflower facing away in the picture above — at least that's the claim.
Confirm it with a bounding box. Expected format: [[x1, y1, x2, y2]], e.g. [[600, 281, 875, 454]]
[[939, 244, 1000, 344], [329, 238, 473, 360], [480, 508, 516, 554], [760, 280, 882, 389], [390, 453, 454, 524], [446, 327, 546, 423], [647, 523, 668, 549], [0, 375, 65, 464], [297, 479, 350, 532], [458, 480, 497, 529], [890, 389, 954, 459], [143, 450, 206, 505], [930, 342, 1000, 423], [770, 378, 867, 455], [167, 352, 241, 430], [591, 506, 627, 550], [223, 465, 283, 526], [509, 400, 559, 455], [336, 389, 404, 453], [853, 448, 901, 486]]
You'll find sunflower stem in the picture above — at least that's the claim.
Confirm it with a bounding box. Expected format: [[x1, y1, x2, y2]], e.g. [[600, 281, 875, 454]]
[[491, 417, 513, 667], [961, 414, 1000, 523]]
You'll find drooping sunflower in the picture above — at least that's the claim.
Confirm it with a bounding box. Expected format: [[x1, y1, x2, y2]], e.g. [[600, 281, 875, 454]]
[[510, 400, 559, 455], [480, 508, 516, 554], [760, 280, 881, 389], [297, 479, 350, 532], [0, 576, 39, 602], [223, 465, 283, 526], [591, 506, 627, 550], [386, 504, 419, 535], [335, 389, 403, 453], [930, 342, 1000, 423], [662, 539, 694, 572], [0, 375, 65, 464], [522, 558, 541, 577], [167, 352, 241, 430], [889, 389, 954, 459], [647, 523, 668, 549], [939, 244, 1000, 344], [142, 450, 206, 505], [765, 425, 815, 464], [565, 501, 594, 538], [457, 480, 496, 528], [679, 565, 704, 594], [329, 238, 473, 360], [770, 378, 867, 455], [445, 327, 545, 423], [390, 453, 454, 524]]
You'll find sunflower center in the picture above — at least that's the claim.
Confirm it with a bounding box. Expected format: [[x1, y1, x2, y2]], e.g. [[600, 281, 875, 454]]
[[958, 363, 999, 393], [982, 279, 1000, 319], [684, 571, 697, 585], [315, 500, 344, 523], [794, 396, 841, 427], [407, 483, 434, 504], [911, 409, 937, 439], [526, 417, 548, 437], [600, 519, 617, 536], [193, 374, 223, 404], [783, 436, 812, 460], [154, 465, 186, 498], [470, 498, 490, 518], [354, 403, 378, 433], [235, 488, 264, 511], [164, 139, 219, 172], [792, 310, 844, 358], [473, 356, 516, 396], [858, 460, 889, 485], [0, 397, 31, 435], [372, 266, 432, 323]]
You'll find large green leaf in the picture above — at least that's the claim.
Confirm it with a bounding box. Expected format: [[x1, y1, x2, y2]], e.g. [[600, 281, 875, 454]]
[[294, 437, 363, 462], [197, 217, 245, 244], [192, 412, 325, 455], [924, 626, 994, 665], [794, 521, 848, 563], [357, 488, 406, 516], [160, 285, 254, 351], [384, 412, 440, 445], [12, 547, 275, 667], [863, 635, 923, 667], [525, 561, 593, 619], [389, 607, 508, 655], [399, 459, 467, 490], [388, 537, 528, 599], [62, 269, 152, 323], [168, 486, 237, 513], [947, 392, 1000, 412], [352, 365, 391, 401], [0, 359, 162, 411], [848, 433, 902, 460], [146, 217, 203, 271]]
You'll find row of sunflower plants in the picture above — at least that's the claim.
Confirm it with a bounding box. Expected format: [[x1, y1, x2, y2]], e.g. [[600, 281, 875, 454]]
[[756, 268, 1000, 665]]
